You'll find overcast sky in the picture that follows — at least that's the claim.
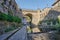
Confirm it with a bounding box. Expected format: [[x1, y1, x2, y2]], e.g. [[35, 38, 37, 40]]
[[15, 0, 55, 10]]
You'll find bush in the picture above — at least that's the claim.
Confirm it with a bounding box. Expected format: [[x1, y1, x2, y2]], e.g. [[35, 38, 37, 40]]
[[0, 12, 21, 23], [58, 17, 60, 24], [7, 15, 13, 22], [0, 12, 8, 21], [12, 16, 21, 23]]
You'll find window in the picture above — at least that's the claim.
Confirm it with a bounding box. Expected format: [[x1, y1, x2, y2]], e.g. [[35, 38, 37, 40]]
[[52, 20, 56, 25], [4, 0, 6, 1], [14, 7, 16, 10], [1, 3, 4, 6], [47, 22, 51, 25], [9, 1, 11, 5], [20, 9, 22, 11], [58, 2, 60, 7], [4, 0, 6, 4]]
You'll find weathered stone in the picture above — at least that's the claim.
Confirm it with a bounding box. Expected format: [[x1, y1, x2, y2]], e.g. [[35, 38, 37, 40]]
[[27, 32, 57, 40]]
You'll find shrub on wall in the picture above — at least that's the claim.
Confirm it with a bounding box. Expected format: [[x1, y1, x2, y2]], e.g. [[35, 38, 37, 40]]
[[0, 12, 8, 21], [0, 12, 21, 23], [7, 15, 13, 22], [12, 16, 21, 23]]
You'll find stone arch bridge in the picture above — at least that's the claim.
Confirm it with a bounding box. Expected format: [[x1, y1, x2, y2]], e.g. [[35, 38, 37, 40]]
[[22, 9, 41, 32], [22, 9, 41, 25]]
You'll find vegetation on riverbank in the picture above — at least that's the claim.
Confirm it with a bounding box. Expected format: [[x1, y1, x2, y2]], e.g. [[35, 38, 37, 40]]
[[0, 11, 22, 34], [0, 12, 21, 23], [38, 17, 60, 31]]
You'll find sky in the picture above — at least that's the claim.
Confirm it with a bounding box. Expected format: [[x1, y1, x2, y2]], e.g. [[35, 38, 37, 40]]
[[15, 0, 55, 10]]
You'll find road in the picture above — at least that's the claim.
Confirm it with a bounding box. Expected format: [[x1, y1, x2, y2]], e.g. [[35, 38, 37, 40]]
[[8, 26, 27, 40]]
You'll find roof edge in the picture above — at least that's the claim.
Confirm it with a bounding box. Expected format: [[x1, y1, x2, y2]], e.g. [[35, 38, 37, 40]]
[[52, 0, 60, 6]]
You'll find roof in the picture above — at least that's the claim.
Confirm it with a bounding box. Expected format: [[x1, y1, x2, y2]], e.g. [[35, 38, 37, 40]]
[[52, 0, 60, 6]]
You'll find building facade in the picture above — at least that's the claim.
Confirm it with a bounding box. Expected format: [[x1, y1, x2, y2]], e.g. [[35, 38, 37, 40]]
[[0, 0, 22, 35], [0, 0, 22, 18], [38, 0, 60, 32]]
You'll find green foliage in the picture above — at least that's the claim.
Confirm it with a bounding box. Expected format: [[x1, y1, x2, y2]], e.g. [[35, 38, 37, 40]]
[[7, 15, 13, 22], [0, 12, 21, 23], [0, 12, 8, 21], [58, 17, 60, 24], [12, 16, 21, 23], [51, 18, 60, 30], [39, 18, 60, 30]]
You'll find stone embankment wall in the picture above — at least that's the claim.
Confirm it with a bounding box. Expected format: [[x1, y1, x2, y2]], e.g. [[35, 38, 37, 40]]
[[0, 21, 20, 35], [0, 21, 6, 35], [27, 32, 58, 40]]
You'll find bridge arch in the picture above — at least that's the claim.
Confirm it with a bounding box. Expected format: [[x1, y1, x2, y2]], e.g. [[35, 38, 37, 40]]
[[25, 13, 32, 22], [22, 9, 41, 32]]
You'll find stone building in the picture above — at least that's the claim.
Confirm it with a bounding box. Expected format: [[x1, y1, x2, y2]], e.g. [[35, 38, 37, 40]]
[[0, 0, 22, 35], [27, 0, 60, 39], [0, 0, 22, 17], [38, 0, 60, 32]]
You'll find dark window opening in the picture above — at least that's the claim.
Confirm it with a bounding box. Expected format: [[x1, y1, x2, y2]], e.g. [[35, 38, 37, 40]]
[[9, 1, 11, 5], [52, 20, 56, 25], [4, 0, 6, 4], [47, 22, 51, 25], [20, 9, 22, 11], [1, 3, 4, 6]]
